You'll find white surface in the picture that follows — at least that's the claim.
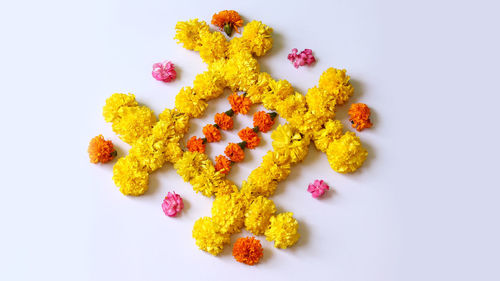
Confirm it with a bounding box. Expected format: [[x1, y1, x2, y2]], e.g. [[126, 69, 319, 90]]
[[1, 0, 499, 280]]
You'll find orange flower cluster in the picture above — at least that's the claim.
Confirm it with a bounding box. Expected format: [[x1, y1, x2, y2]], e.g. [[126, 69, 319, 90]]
[[228, 93, 252, 114], [215, 155, 232, 174], [187, 136, 206, 153], [214, 112, 233, 130], [224, 143, 245, 162], [238, 127, 260, 149], [203, 124, 221, 143], [88, 135, 116, 164], [211, 10, 243, 36], [348, 103, 373, 132], [253, 111, 276, 133], [232, 237, 263, 265]]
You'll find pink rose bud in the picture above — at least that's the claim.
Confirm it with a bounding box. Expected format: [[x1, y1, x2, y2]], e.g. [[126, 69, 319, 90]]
[[152, 61, 177, 82], [162, 191, 184, 217], [307, 180, 330, 198]]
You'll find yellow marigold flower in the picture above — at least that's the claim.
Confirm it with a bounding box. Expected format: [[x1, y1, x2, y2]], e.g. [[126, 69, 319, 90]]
[[192, 217, 230, 256], [265, 212, 300, 249], [158, 108, 190, 135], [174, 19, 209, 50], [246, 72, 274, 103], [174, 151, 206, 182], [271, 124, 310, 164], [211, 193, 248, 234], [227, 36, 251, 58], [313, 120, 344, 152], [103, 93, 137, 122], [151, 119, 178, 142], [164, 142, 183, 163], [241, 166, 279, 197], [224, 52, 259, 91], [261, 151, 291, 182], [327, 131, 367, 173], [288, 110, 325, 135], [113, 156, 149, 196], [305, 86, 336, 120], [128, 137, 167, 172], [198, 30, 228, 64], [111, 105, 156, 144], [175, 86, 207, 118], [193, 71, 225, 100], [216, 179, 239, 197], [241, 21, 273, 57], [318, 68, 354, 105], [190, 164, 226, 197], [274, 92, 307, 119], [262, 79, 294, 110], [244, 196, 276, 235]]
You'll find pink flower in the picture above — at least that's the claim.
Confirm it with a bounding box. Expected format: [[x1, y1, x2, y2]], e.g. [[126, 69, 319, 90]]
[[152, 61, 177, 82], [162, 192, 184, 217], [287, 48, 299, 62], [307, 180, 330, 198], [288, 48, 316, 69]]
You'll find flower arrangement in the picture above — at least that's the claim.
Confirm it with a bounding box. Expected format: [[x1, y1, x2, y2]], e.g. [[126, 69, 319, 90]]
[[97, 11, 372, 263]]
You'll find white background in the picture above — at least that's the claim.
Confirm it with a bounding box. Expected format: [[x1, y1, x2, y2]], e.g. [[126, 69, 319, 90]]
[[1, 0, 499, 280]]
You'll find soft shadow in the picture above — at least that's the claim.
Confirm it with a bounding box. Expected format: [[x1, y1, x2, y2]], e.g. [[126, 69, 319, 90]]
[[288, 219, 310, 253]]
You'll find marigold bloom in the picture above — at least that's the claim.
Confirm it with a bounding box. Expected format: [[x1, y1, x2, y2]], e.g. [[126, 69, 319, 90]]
[[187, 136, 206, 153], [253, 111, 275, 132], [238, 127, 260, 149], [211, 10, 243, 36], [228, 92, 252, 114], [348, 103, 373, 131], [224, 143, 245, 162], [88, 135, 116, 163], [232, 237, 263, 265], [152, 61, 177, 82], [162, 191, 184, 217], [215, 155, 232, 174], [202, 124, 221, 143], [214, 112, 233, 130]]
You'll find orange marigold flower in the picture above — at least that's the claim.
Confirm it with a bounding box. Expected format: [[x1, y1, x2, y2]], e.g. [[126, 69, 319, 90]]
[[228, 93, 252, 115], [214, 112, 233, 130], [224, 143, 245, 162], [88, 135, 116, 164], [187, 136, 206, 153], [238, 127, 261, 149], [253, 111, 276, 133], [232, 237, 263, 265], [211, 10, 243, 36], [348, 103, 373, 132], [215, 155, 232, 174], [202, 124, 221, 143]]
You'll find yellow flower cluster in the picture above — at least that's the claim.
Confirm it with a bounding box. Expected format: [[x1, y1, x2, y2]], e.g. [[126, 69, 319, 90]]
[[102, 16, 370, 258], [104, 94, 189, 195], [174, 151, 237, 197], [265, 212, 300, 249]]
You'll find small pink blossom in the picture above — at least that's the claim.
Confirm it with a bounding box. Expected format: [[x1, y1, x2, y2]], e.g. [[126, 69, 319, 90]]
[[152, 61, 177, 82], [288, 48, 316, 69], [307, 180, 330, 198], [287, 48, 299, 62], [162, 191, 184, 217]]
